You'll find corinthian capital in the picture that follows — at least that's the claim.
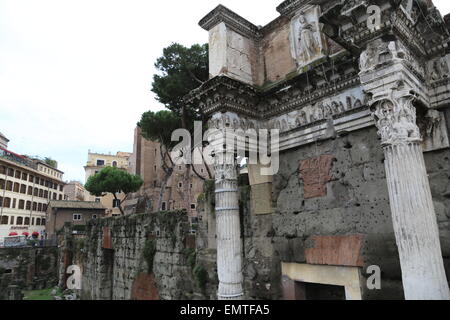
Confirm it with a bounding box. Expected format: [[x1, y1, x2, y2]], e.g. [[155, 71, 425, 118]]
[[370, 84, 422, 146]]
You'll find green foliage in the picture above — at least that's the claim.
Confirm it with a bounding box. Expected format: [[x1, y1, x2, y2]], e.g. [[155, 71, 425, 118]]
[[44, 157, 57, 169], [139, 110, 182, 149], [73, 225, 86, 233], [143, 239, 157, 274], [183, 248, 196, 270], [23, 288, 55, 301], [193, 265, 208, 291], [85, 166, 143, 197], [152, 43, 208, 119]]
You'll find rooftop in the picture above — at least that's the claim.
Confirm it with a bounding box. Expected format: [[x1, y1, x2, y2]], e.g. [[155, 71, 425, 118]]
[[0, 132, 9, 142], [48, 201, 105, 210]]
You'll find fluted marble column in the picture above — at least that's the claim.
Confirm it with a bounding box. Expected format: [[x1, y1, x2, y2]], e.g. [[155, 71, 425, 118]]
[[214, 149, 244, 300], [372, 87, 450, 300]]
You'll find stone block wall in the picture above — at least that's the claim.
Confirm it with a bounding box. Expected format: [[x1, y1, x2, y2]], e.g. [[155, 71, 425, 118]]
[[75, 211, 210, 300], [0, 247, 58, 300]]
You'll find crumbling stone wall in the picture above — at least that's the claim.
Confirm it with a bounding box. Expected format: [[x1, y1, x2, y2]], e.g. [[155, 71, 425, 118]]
[[0, 247, 58, 300], [77, 212, 209, 300]]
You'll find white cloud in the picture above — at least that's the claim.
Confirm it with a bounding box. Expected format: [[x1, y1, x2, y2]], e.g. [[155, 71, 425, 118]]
[[0, 0, 449, 182]]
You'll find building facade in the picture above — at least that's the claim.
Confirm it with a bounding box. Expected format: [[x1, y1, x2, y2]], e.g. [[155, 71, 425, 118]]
[[124, 126, 210, 222], [184, 0, 450, 300], [46, 200, 106, 238], [84, 151, 132, 216], [0, 147, 65, 239], [0, 132, 9, 149], [63, 181, 88, 202]]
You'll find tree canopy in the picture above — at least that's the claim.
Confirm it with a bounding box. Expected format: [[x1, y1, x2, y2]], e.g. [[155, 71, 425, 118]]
[[139, 110, 182, 149], [85, 167, 143, 215], [151, 43, 209, 124]]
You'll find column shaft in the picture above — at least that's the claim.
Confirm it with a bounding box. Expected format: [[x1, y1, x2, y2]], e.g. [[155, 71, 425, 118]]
[[384, 142, 450, 300], [215, 151, 243, 300]]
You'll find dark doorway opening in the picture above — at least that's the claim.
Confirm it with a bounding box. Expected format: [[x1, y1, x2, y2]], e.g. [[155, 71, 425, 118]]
[[303, 282, 346, 300]]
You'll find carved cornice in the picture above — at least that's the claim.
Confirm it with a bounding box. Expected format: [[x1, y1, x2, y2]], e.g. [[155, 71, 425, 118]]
[[276, 0, 314, 17], [319, 0, 450, 60], [185, 52, 362, 120], [199, 5, 262, 40], [185, 76, 260, 119]]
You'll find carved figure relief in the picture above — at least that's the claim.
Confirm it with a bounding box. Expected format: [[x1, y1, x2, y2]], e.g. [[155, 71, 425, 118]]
[[290, 6, 327, 70]]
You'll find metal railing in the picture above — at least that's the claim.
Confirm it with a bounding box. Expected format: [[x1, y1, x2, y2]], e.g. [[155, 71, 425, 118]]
[[0, 237, 58, 248]]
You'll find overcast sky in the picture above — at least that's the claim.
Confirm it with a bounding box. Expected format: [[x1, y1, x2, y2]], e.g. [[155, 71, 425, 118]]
[[1, 0, 449, 183]]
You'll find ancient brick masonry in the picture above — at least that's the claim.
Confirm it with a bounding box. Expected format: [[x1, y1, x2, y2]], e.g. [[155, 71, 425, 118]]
[[299, 155, 335, 199]]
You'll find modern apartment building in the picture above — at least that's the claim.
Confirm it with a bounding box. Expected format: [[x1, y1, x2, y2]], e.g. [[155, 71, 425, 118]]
[[84, 151, 132, 216], [0, 147, 65, 239]]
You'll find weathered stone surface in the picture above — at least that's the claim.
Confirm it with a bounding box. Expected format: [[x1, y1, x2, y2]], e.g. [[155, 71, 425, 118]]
[[0, 247, 58, 300], [299, 155, 335, 199]]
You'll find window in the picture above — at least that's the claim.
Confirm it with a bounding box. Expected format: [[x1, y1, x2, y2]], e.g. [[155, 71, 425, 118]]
[[16, 217, 23, 225], [29, 175, 34, 183], [112, 199, 121, 208], [96, 160, 105, 166], [178, 182, 183, 188], [162, 202, 167, 211], [13, 183, 19, 193], [31, 218, 35, 225], [41, 218, 46, 226], [112, 161, 118, 167], [2, 197, 11, 208], [73, 214, 82, 221], [95, 198, 101, 203], [22, 172, 28, 181], [43, 204, 47, 212], [15, 170, 21, 179], [0, 179, 4, 189], [191, 203, 197, 210], [38, 203, 42, 212], [1, 216, 8, 225], [20, 184, 26, 194], [7, 168, 14, 177], [9, 216, 14, 225], [59, 194, 63, 200], [35, 177, 40, 185], [12, 198, 16, 209], [36, 218, 41, 226], [26, 201, 31, 210], [92, 215, 98, 220], [6, 181, 12, 191], [39, 189, 44, 198], [32, 202, 37, 211], [18, 200, 25, 210], [33, 188, 38, 196], [0, 166, 5, 175], [24, 217, 30, 225], [27, 186, 32, 195]]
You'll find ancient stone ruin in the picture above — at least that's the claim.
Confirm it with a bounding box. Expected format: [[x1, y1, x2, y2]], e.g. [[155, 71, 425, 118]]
[[54, 0, 450, 301]]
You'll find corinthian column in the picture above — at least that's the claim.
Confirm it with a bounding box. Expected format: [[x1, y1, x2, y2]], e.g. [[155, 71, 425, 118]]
[[214, 138, 244, 300], [371, 85, 450, 300]]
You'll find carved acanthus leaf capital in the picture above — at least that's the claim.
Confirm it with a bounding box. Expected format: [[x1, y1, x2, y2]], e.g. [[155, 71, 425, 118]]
[[370, 87, 422, 146]]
